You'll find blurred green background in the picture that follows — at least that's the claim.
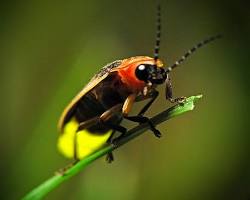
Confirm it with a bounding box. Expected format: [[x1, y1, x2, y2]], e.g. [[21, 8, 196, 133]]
[[1, 0, 249, 199]]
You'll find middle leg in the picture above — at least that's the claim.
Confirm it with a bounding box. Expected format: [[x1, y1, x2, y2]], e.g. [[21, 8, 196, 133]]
[[123, 93, 162, 138]]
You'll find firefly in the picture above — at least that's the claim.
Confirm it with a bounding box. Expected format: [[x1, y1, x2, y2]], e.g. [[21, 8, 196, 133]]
[[57, 5, 221, 162]]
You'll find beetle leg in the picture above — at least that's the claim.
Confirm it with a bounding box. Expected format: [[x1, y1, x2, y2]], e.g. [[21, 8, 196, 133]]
[[77, 104, 127, 163], [77, 104, 123, 131], [99, 104, 127, 137], [165, 74, 186, 103], [99, 104, 123, 122], [74, 116, 98, 160], [122, 93, 161, 138], [124, 115, 161, 138], [73, 133, 80, 161], [105, 131, 116, 163], [106, 152, 114, 163], [77, 116, 100, 131], [100, 105, 128, 163], [122, 94, 137, 116], [137, 90, 159, 116]]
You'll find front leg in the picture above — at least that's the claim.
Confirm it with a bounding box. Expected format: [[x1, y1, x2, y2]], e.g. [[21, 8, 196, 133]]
[[165, 74, 186, 103], [136, 90, 159, 116]]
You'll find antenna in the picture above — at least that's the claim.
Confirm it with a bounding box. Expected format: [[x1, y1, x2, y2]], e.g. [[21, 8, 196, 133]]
[[166, 34, 222, 72], [154, 4, 161, 63]]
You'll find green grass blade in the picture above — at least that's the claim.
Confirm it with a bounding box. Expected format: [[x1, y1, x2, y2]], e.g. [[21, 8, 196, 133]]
[[22, 94, 202, 200]]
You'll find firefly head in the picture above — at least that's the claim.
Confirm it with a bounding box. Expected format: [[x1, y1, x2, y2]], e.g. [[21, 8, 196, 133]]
[[135, 64, 167, 85], [134, 4, 166, 85]]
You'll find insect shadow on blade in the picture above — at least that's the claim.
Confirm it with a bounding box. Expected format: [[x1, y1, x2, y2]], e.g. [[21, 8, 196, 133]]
[[57, 4, 221, 166]]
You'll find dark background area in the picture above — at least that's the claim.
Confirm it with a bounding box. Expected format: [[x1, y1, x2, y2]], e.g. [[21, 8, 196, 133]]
[[0, 0, 249, 199]]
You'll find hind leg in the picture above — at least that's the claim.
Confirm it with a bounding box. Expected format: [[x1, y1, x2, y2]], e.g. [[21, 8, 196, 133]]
[[77, 104, 127, 163]]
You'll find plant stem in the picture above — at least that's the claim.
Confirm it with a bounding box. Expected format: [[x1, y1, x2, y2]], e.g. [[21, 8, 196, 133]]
[[22, 94, 202, 200]]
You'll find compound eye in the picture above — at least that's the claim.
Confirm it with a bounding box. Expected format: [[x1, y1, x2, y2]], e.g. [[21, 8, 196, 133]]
[[135, 64, 149, 81]]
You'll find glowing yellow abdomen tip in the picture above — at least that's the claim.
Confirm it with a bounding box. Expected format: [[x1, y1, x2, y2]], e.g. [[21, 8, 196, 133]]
[[57, 118, 112, 159]]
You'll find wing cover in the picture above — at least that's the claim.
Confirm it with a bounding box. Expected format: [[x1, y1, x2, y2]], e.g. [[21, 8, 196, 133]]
[[58, 60, 122, 131]]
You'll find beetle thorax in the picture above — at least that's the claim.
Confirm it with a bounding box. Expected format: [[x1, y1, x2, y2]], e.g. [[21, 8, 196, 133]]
[[118, 65, 146, 93]]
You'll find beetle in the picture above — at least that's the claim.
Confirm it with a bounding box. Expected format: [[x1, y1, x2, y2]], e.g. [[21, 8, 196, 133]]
[[57, 5, 221, 162]]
